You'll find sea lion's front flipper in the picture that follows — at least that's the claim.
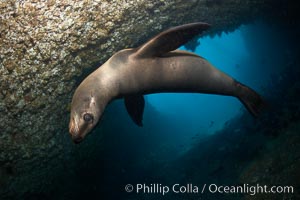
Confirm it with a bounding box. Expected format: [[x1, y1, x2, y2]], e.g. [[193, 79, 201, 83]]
[[124, 95, 145, 127], [135, 22, 210, 58]]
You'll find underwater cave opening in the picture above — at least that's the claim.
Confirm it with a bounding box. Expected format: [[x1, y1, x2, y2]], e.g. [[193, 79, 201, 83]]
[[145, 20, 290, 148]]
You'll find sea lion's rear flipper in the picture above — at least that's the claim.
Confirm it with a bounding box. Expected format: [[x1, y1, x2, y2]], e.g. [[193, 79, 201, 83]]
[[135, 22, 211, 58], [237, 83, 266, 117], [124, 95, 145, 126]]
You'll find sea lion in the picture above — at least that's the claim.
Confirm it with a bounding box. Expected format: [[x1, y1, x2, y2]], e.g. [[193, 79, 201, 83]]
[[69, 22, 265, 144]]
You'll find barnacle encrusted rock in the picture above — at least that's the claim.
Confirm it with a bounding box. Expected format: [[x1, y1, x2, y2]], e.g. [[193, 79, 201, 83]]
[[0, 0, 284, 198]]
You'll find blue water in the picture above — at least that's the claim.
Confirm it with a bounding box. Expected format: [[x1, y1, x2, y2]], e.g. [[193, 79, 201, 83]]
[[146, 23, 262, 140], [142, 21, 291, 153]]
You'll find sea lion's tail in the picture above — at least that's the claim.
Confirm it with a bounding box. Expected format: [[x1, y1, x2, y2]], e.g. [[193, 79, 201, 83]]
[[237, 82, 266, 117]]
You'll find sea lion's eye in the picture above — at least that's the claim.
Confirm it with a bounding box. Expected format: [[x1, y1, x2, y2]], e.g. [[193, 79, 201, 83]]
[[83, 113, 94, 123]]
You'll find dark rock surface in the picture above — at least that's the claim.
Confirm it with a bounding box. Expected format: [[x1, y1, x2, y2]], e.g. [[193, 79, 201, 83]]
[[0, 0, 295, 199]]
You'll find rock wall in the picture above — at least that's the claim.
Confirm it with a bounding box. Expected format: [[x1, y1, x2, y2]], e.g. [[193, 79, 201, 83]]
[[0, 0, 279, 198]]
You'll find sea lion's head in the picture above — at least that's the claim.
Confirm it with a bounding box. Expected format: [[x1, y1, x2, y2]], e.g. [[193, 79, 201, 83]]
[[69, 83, 102, 144]]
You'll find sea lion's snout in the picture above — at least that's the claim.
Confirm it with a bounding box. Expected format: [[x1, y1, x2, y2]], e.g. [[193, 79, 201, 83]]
[[69, 119, 77, 135], [69, 118, 83, 144], [69, 113, 95, 144]]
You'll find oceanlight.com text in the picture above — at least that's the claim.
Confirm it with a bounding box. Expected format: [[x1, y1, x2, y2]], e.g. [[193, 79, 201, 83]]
[[208, 183, 294, 196], [124, 183, 294, 196]]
